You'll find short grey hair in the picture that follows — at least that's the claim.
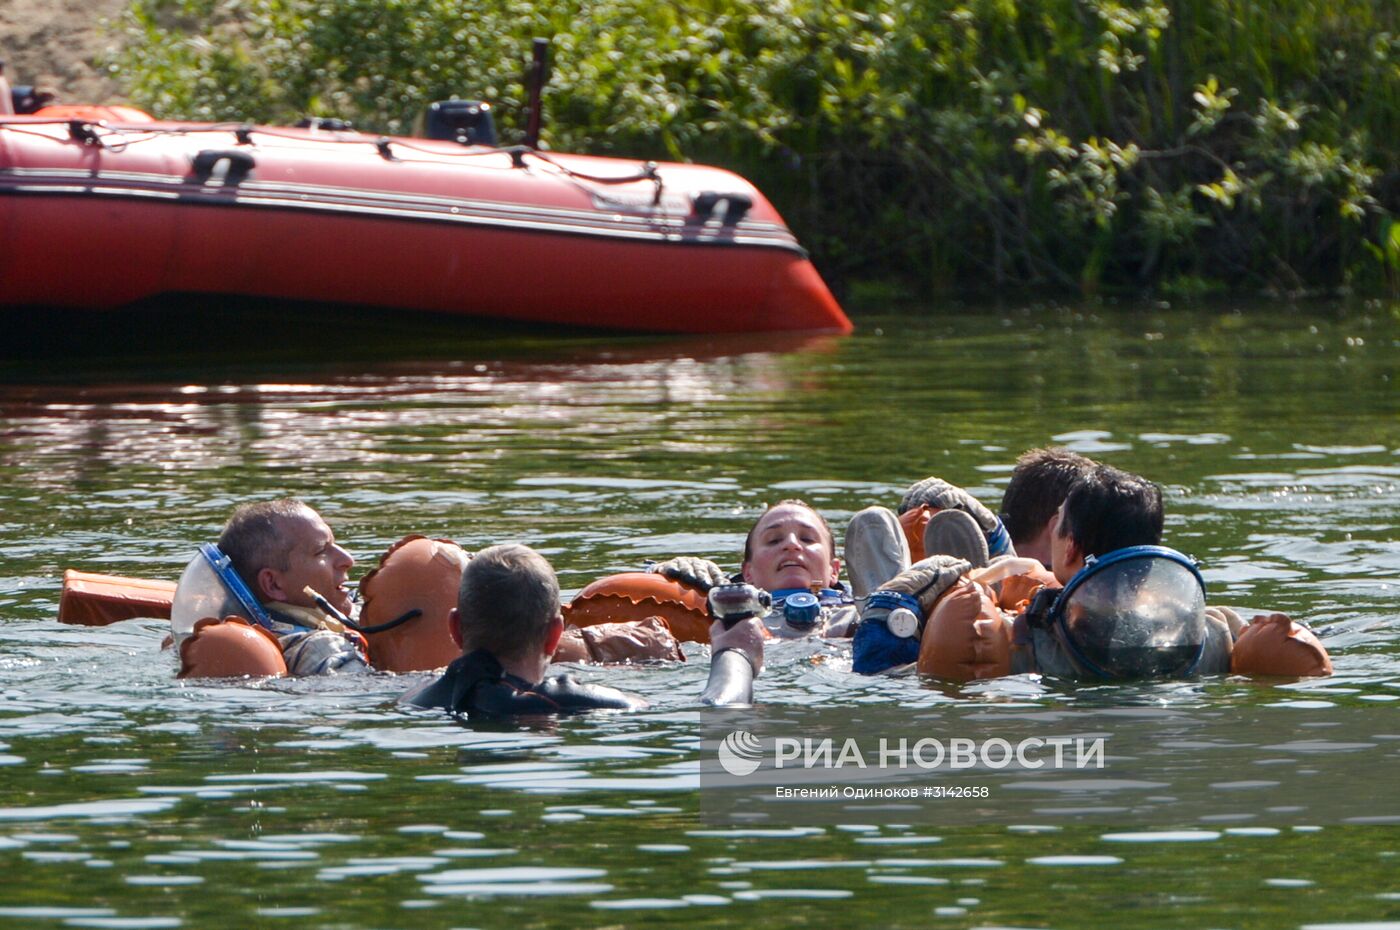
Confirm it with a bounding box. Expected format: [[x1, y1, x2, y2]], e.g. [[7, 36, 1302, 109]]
[[456, 544, 560, 663], [217, 499, 315, 594]]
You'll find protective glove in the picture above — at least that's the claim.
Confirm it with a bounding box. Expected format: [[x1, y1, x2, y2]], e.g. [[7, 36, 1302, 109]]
[[860, 554, 972, 633], [1205, 605, 1246, 639], [851, 556, 968, 675], [647, 556, 729, 592], [898, 477, 1013, 557]]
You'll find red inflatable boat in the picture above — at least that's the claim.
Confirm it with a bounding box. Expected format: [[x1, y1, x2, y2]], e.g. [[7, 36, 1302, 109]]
[[0, 105, 851, 334]]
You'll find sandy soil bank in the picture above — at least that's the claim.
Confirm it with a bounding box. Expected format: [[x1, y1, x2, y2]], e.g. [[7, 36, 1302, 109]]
[[1, 0, 130, 104]]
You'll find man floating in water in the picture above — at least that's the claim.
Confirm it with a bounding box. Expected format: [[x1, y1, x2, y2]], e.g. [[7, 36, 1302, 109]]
[[170, 499, 371, 677]]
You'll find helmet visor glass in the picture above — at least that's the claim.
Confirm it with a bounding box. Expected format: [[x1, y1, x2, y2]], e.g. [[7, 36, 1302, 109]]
[[1057, 553, 1206, 679]]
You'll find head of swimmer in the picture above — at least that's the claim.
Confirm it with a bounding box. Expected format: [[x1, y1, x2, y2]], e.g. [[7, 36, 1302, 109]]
[[999, 447, 1098, 567], [449, 544, 563, 677], [1050, 465, 1164, 584], [218, 499, 355, 616], [741, 500, 841, 593]]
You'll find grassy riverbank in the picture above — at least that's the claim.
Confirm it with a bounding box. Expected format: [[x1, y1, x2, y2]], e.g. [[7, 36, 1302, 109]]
[[115, 0, 1399, 298]]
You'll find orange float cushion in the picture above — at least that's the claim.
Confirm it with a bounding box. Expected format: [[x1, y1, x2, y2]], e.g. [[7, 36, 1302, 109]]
[[997, 565, 1060, 612], [1231, 613, 1333, 677], [358, 535, 469, 673], [178, 616, 287, 679], [917, 578, 1011, 681], [563, 572, 712, 643], [58, 570, 176, 626]]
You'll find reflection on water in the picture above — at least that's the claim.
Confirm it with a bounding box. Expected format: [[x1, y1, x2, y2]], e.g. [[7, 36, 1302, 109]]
[[0, 302, 1396, 928]]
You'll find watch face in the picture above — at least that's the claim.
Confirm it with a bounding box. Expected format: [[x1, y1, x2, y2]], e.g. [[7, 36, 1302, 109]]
[[887, 607, 920, 639]]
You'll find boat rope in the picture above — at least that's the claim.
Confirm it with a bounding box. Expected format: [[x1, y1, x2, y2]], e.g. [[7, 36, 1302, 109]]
[[2, 118, 670, 207], [3, 119, 662, 187], [525, 149, 664, 205]]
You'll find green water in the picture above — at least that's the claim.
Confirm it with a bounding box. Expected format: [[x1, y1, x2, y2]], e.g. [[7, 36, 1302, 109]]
[[0, 300, 1397, 929]]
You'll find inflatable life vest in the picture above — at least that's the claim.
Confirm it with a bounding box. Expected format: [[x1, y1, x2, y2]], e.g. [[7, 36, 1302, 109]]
[[357, 535, 470, 672], [1231, 613, 1332, 677], [996, 562, 1060, 612], [916, 577, 1012, 681], [178, 616, 288, 679], [912, 557, 1048, 681], [563, 572, 712, 643], [58, 570, 176, 625]]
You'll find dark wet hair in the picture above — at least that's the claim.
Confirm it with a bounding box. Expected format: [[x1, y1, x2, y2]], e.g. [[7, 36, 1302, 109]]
[[1055, 465, 1163, 558], [218, 498, 315, 594], [999, 447, 1097, 544], [456, 544, 559, 663], [742, 499, 836, 563]]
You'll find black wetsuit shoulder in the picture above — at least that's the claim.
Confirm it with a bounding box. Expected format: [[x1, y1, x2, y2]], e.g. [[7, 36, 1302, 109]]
[[402, 649, 646, 717]]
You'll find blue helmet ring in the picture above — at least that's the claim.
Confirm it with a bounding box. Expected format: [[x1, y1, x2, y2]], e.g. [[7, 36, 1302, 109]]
[[198, 542, 276, 630], [1048, 546, 1207, 681]]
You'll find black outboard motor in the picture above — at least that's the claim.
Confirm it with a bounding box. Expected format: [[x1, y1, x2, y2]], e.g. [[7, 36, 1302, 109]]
[[295, 117, 355, 131], [1, 60, 54, 115], [419, 100, 497, 146], [10, 86, 54, 114]]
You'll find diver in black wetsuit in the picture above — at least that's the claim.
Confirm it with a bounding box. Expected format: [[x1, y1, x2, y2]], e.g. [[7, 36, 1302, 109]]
[[401, 543, 764, 717]]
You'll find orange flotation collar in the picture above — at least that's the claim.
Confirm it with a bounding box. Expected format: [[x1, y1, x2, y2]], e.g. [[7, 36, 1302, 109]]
[[357, 535, 470, 673], [564, 572, 712, 644], [1231, 613, 1333, 677], [178, 616, 288, 679], [917, 578, 1012, 681], [58, 570, 176, 625]]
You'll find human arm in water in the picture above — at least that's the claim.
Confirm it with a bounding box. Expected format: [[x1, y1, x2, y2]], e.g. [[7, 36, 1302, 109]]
[[551, 617, 686, 664], [851, 554, 970, 675], [701, 616, 765, 705]]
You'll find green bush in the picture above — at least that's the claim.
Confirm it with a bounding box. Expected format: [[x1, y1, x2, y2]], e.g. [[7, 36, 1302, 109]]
[[115, 0, 1399, 297]]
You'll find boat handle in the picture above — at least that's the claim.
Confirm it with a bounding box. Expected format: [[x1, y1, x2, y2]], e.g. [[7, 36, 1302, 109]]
[[191, 149, 256, 184], [691, 191, 752, 225]]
